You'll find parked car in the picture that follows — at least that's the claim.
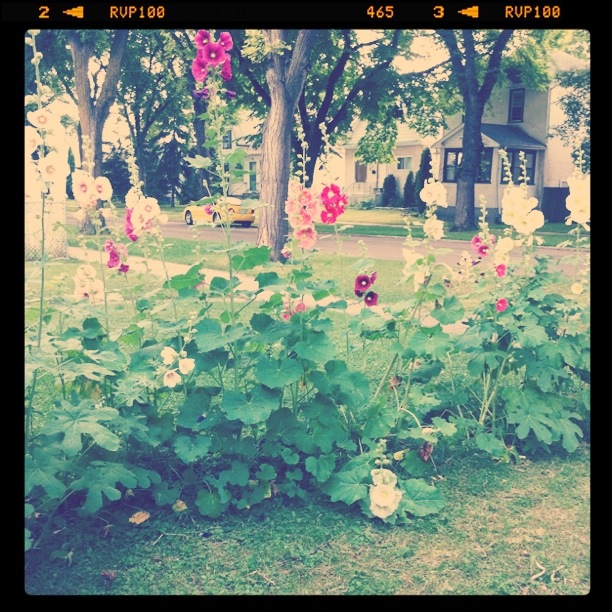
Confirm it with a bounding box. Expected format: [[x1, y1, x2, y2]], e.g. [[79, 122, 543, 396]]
[[183, 196, 255, 227]]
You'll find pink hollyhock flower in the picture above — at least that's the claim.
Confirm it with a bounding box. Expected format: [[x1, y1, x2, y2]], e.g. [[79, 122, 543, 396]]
[[355, 274, 373, 294], [495, 298, 508, 313], [321, 184, 342, 207], [477, 244, 490, 257], [118, 263, 129, 274], [364, 291, 379, 307], [218, 31, 234, 51], [495, 264, 507, 278], [201, 42, 226, 67], [221, 57, 232, 81], [124, 208, 138, 242], [204, 204, 213, 215], [294, 301, 306, 313], [191, 55, 208, 82], [370, 271, 378, 284], [471, 235, 482, 251], [294, 225, 317, 250], [195, 30, 211, 48], [105, 240, 121, 269], [281, 247, 292, 261]]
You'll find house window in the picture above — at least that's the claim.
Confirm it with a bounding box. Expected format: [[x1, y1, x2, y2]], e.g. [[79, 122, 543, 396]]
[[508, 89, 525, 123], [222, 131, 233, 149], [443, 148, 493, 183], [355, 162, 367, 183], [397, 157, 413, 171], [500, 149, 536, 184], [249, 161, 257, 191]]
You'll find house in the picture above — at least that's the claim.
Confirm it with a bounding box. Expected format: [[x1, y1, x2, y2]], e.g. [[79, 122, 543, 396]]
[[430, 50, 589, 219], [340, 121, 435, 205], [222, 112, 262, 198]]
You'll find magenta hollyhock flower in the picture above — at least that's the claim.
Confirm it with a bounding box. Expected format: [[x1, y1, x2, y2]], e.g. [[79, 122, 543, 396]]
[[201, 42, 226, 67], [218, 31, 234, 51], [370, 271, 378, 284], [195, 30, 212, 48], [471, 235, 482, 251], [225, 90, 237, 100], [320, 208, 339, 224], [119, 263, 129, 274], [364, 291, 379, 307], [193, 88, 210, 101], [124, 208, 138, 242], [221, 57, 232, 81], [355, 274, 373, 294], [191, 55, 208, 82], [294, 300, 306, 313], [204, 204, 213, 215], [495, 264, 507, 278], [477, 244, 490, 257], [321, 184, 342, 207], [495, 298, 508, 312]]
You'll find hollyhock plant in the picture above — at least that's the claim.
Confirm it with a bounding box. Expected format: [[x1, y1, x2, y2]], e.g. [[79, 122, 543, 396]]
[[495, 264, 507, 278]]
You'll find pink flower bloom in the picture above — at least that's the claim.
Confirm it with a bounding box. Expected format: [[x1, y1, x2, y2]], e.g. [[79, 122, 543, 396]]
[[364, 291, 378, 307], [225, 90, 237, 100], [495, 264, 507, 278], [294, 300, 306, 313], [370, 271, 378, 284], [495, 298, 508, 313], [191, 54, 208, 82], [355, 274, 372, 294], [204, 204, 213, 215], [218, 31, 234, 51], [221, 57, 232, 81], [281, 247, 292, 261], [124, 208, 138, 242], [321, 184, 342, 207], [195, 30, 211, 48], [119, 263, 129, 274], [201, 42, 226, 67], [320, 209, 339, 224], [477, 244, 490, 257], [294, 225, 317, 250], [471, 235, 482, 251]]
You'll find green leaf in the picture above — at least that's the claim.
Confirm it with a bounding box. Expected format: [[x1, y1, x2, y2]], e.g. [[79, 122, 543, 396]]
[[555, 415, 584, 453], [220, 460, 249, 486], [25, 451, 66, 498], [231, 246, 271, 271], [173, 434, 212, 463], [255, 356, 303, 388], [152, 481, 181, 507], [504, 387, 555, 444], [194, 319, 250, 352], [250, 312, 291, 343], [176, 390, 213, 430], [430, 296, 465, 325], [70, 462, 138, 513], [408, 327, 452, 359], [475, 433, 509, 458], [41, 401, 120, 456], [195, 490, 229, 518], [305, 454, 337, 483], [255, 271, 283, 289], [517, 322, 549, 348], [294, 331, 335, 363], [321, 468, 368, 505], [400, 479, 446, 517], [401, 450, 433, 477], [221, 385, 280, 424], [256, 463, 277, 481], [431, 416, 457, 437]]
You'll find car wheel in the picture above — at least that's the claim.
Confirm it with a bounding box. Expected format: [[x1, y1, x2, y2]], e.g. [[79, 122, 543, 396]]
[[185, 211, 193, 225], [241, 222, 253, 228], [212, 212, 225, 227]]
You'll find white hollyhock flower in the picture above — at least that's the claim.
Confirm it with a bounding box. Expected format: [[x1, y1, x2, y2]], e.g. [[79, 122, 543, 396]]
[[164, 370, 182, 388], [39, 152, 70, 184], [160, 346, 179, 365], [371, 469, 398, 487], [178, 358, 195, 375], [25, 126, 42, 155], [72, 170, 96, 204], [93, 176, 113, 201], [369, 484, 403, 519], [423, 217, 445, 240]]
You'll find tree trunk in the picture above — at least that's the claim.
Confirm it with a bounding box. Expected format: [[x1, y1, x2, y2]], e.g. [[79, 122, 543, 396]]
[[256, 30, 316, 261]]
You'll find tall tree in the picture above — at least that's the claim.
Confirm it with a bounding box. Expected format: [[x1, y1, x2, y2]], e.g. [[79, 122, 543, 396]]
[[436, 30, 514, 231], [256, 30, 316, 260], [67, 30, 129, 179]]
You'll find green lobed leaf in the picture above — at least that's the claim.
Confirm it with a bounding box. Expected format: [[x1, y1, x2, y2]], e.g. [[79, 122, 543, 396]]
[[194, 319, 250, 353], [195, 490, 229, 518], [231, 246, 271, 272], [321, 468, 368, 505], [221, 385, 280, 424], [305, 454, 337, 483], [255, 356, 303, 388], [294, 331, 335, 363], [430, 296, 465, 325], [400, 478, 446, 517], [173, 434, 212, 463]]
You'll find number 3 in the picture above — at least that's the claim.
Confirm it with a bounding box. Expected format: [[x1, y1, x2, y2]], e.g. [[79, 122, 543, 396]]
[[433, 5, 444, 18]]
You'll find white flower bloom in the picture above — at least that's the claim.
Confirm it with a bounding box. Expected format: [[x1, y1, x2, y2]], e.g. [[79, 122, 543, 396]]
[[39, 152, 70, 184], [369, 484, 403, 519], [571, 283, 584, 295], [419, 178, 448, 207], [423, 217, 445, 240], [514, 209, 545, 235], [25, 126, 42, 155], [125, 186, 141, 209], [93, 176, 113, 201], [178, 358, 195, 375], [164, 369, 182, 388], [72, 170, 96, 204], [160, 346, 178, 365], [27, 107, 56, 131], [496, 236, 515, 254]]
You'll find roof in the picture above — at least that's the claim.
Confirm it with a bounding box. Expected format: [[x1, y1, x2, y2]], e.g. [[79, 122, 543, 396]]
[[432, 123, 546, 150]]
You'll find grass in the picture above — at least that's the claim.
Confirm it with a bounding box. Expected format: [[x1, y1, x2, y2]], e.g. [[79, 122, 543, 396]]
[[24, 446, 590, 595]]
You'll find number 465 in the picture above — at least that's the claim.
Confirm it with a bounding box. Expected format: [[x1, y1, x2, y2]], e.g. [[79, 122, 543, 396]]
[[367, 6, 394, 18]]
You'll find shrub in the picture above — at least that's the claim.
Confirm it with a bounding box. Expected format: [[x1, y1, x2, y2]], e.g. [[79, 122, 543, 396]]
[[381, 174, 399, 207]]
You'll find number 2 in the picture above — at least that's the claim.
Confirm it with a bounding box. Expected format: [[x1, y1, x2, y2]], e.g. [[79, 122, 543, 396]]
[[39, 5, 50, 18]]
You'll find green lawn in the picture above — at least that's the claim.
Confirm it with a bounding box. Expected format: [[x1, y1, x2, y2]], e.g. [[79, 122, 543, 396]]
[[24, 446, 590, 595]]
